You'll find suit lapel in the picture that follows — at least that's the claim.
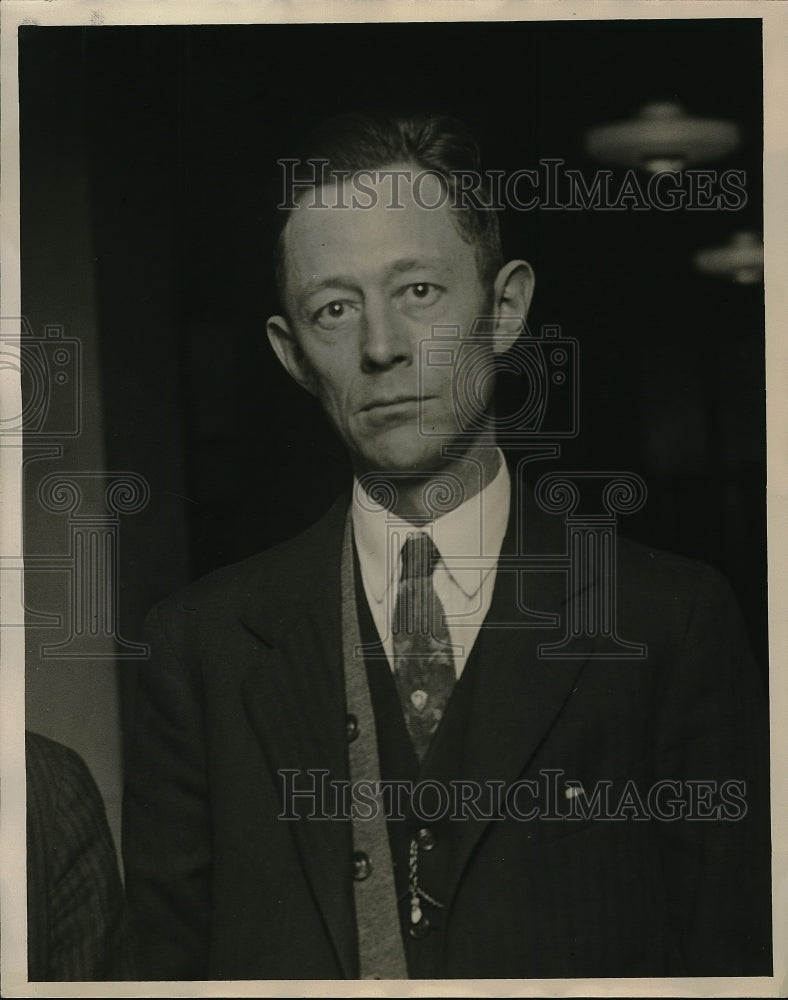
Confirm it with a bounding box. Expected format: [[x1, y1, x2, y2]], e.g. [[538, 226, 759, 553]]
[[436, 482, 596, 912], [239, 495, 358, 978], [232, 479, 602, 967]]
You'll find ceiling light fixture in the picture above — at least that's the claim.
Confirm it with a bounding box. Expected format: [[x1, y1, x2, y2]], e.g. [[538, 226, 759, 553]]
[[693, 231, 764, 284], [585, 101, 741, 172]]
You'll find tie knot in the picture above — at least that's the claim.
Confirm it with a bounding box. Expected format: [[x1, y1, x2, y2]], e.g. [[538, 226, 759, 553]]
[[400, 533, 440, 581]]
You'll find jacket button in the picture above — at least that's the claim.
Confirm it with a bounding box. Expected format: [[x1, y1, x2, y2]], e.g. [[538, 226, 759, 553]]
[[352, 850, 372, 881], [408, 915, 431, 939], [415, 827, 436, 851], [346, 714, 359, 742]]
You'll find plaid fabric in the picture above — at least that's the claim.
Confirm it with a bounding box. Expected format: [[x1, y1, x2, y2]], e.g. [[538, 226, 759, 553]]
[[26, 731, 137, 981]]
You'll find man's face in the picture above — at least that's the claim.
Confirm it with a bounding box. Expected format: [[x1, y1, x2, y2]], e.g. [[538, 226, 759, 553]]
[[269, 165, 498, 478]]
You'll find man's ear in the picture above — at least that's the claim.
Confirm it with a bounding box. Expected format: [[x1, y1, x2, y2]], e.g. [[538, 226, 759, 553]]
[[266, 315, 318, 396], [491, 259, 535, 354]]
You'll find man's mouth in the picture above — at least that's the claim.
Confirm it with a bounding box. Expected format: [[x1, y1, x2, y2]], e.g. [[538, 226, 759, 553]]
[[360, 395, 434, 412]]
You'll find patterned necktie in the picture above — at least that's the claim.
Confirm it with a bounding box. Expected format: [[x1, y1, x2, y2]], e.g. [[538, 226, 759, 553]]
[[392, 532, 456, 762]]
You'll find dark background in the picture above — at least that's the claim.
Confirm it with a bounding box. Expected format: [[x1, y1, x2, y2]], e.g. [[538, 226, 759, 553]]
[[20, 18, 767, 777]]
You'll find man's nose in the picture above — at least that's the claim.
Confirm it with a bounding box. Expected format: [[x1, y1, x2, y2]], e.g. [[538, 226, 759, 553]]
[[360, 302, 413, 372]]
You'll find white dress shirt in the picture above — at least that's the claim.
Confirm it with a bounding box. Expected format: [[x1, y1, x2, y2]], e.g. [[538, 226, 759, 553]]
[[351, 452, 511, 679]]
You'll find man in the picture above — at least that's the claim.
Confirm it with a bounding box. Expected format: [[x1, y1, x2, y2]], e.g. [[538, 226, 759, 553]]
[[122, 112, 771, 980]]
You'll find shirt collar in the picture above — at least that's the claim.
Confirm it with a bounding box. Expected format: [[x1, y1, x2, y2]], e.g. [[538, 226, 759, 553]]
[[351, 450, 511, 604]]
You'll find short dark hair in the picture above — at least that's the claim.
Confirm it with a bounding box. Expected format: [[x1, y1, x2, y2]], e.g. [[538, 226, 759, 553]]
[[273, 111, 503, 311]]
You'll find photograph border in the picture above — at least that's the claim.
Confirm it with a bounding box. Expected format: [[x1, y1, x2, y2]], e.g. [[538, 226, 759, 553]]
[[1, 1, 785, 996]]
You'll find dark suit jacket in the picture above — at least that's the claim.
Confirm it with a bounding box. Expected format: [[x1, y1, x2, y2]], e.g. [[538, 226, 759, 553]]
[[26, 731, 136, 981], [122, 487, 772, 980]]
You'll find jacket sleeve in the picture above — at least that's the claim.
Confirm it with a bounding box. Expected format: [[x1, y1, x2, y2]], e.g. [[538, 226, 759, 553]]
[[121, 599, 213, 980], [651, 564, 772, 976]]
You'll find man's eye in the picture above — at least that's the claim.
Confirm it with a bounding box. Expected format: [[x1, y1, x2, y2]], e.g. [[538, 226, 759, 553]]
[[313, 300, 358, 329], [401, 283, 442, 307]]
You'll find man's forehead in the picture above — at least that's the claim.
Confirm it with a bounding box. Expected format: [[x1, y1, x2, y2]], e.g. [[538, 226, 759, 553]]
[[280, 164, 473, 286]]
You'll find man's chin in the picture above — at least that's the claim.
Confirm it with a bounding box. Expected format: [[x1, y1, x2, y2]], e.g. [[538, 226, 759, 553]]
[[352, 434, 455, 481]]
